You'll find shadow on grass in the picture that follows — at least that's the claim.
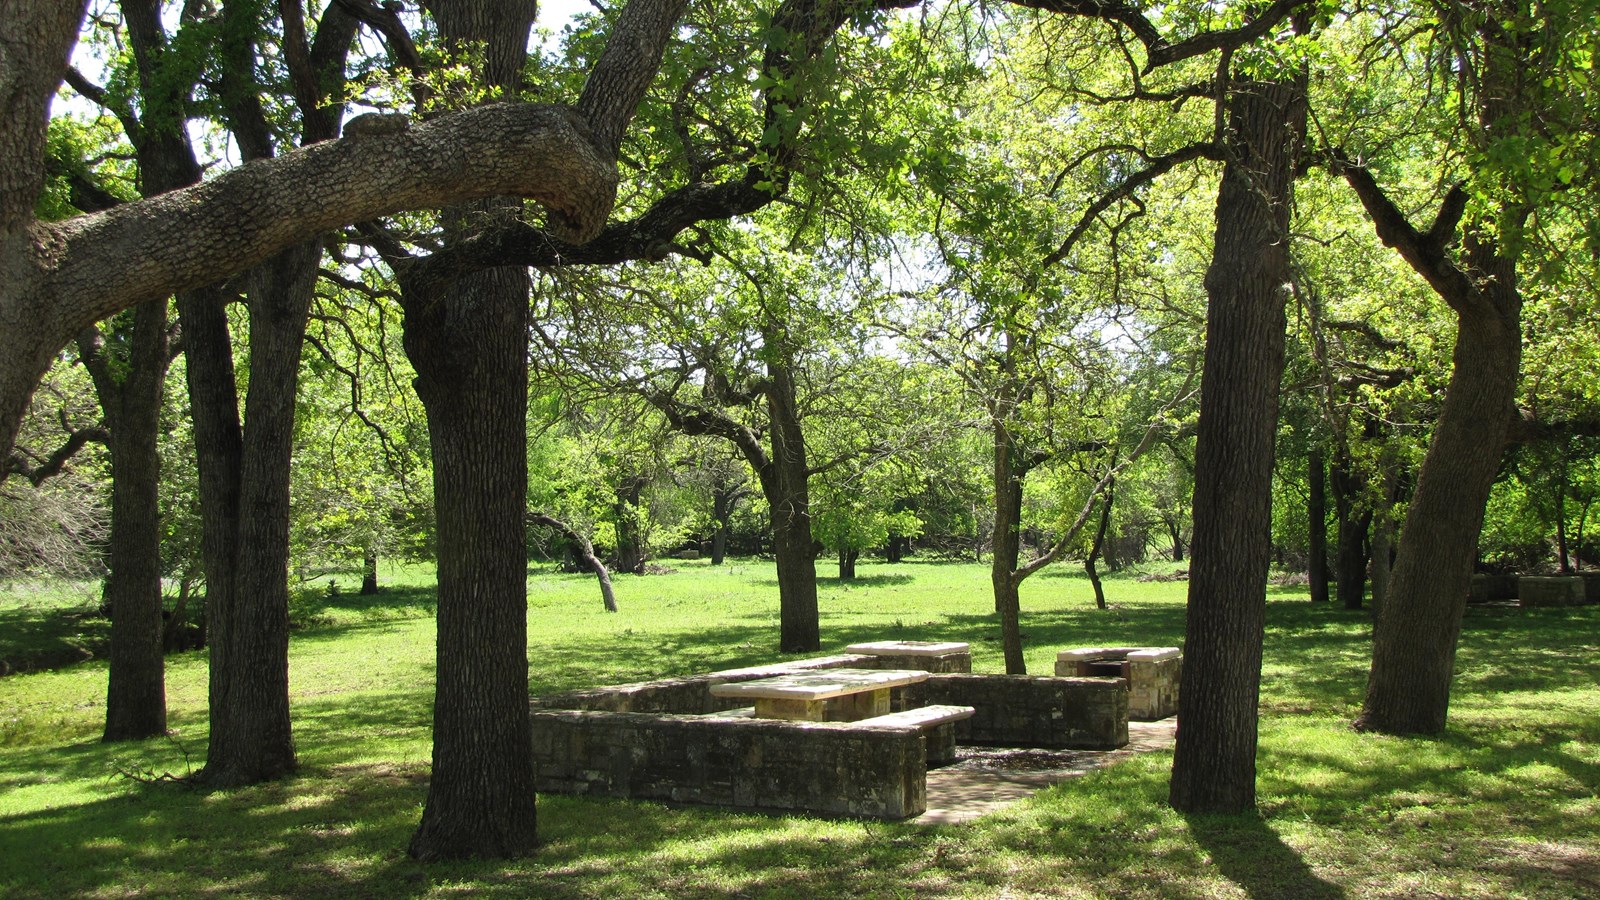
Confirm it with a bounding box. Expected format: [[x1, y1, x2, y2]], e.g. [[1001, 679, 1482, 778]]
[[1185, 811, 1345, 899], [0, 604, 106, 675]]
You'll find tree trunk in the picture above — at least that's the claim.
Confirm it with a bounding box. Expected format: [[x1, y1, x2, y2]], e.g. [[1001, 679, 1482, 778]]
[[1331, 449, 1370, 610], [402, 0, 540, 859], [766, 362, 819, 653], [838, 547, 858, 580], [1168, 71, 1305, 815], [532, 512, 618, 613], [886, 532, 909, 563], [404, 261, 538, 860], [612, 475, 646, 574], [1169, 520, 1185, 563], [360, 551, 379, 595], [1308, 449, 1330, 603], [1085, 480, 1113, 611], [1356, 234, 1522, 735], [98, 299, 171, 741], [201, 242, 319, 786], [710, 486, 737, 565], [991, 424, 1027, 674], [1369, 512, 1392, 615]]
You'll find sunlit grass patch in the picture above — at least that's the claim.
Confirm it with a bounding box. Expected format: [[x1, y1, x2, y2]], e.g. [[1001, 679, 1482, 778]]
[[0, 560, 1596, 897]]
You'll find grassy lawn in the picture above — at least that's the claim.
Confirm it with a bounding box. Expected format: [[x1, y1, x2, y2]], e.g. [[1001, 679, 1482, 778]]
[[1, 558, 1596, 898]]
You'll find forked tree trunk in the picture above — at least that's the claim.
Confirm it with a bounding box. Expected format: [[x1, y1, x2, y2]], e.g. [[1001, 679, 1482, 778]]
[[201, 241, 320, 786], [838, 547, 858, 580], [1168, 71, 1305, 815], [97, 299, 171, 741], [1356, 236, 1521, 734]]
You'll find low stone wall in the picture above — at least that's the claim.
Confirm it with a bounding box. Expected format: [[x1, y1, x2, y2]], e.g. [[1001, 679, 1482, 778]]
[[530, 708, 927, 819], [1519, 576, 1588, 608], [915, 674, 1128, 749], [1469, 573, 1520, 603], [532, 654, 874, 714]]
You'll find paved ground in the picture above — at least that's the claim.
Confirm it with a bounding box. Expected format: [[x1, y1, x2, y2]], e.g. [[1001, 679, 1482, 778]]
[[913, 718, 1178, 825]]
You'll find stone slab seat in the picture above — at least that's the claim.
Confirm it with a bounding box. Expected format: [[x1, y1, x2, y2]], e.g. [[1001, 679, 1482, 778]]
[[854, 704, 976, 767]]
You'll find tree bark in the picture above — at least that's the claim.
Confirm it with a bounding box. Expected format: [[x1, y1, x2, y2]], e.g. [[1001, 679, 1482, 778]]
[[1308, 448, 1330, 603], [401, 0, 544, 860], [612, 475, 647, 574], [89, 300, 171, 741], [361, 551, 380, 595], [1356, 234, 1521, 734], [766, 363, 820, 653], [991, 423, 1027, 674], [200, 242, 320, 786], [838, 547, 858, 580], [1085, 479, 1113, 611], [1331, 447, 1370, 610], [404, 257, 538, 860], [1168, 70, 1305, 815]]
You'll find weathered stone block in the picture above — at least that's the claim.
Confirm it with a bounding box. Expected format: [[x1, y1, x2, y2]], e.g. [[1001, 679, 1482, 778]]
[[530, 709, 928, 819], [921, 674, 1128, 749], [533, 654, 873, 714], [1054, 646, 1181, 721], [846, 640, 973, 673], [1519, 576, 1587, 607]]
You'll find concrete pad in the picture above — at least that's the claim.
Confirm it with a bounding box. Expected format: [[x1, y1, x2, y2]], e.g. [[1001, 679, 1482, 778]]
[[913, 718, 1177, 825]]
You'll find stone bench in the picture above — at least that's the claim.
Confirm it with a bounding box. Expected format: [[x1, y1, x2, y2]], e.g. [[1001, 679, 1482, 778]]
[[856, 704, 975, 766], [1054, 647, 1181, 721]]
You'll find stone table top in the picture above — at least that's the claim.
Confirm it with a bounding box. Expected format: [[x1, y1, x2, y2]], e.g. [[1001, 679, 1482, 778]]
[[709, 668, 929, 701], [846, 640, 970, 657]]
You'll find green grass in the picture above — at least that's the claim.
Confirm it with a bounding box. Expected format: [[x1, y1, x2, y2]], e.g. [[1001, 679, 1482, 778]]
[[2, 559, 1597, 898]]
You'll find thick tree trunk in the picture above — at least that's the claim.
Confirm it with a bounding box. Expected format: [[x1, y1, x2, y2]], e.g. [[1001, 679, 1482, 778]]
[[404, 261, 538, 860], [99, 299, 171, 741], [402, 0, 540, 860], [612, 475, 646, 574], [1357, 237, 1521, 735], [1168, 73, 1304, 815], [1308, 449, 1330, 604], [766, 363, 819, 653], [886, 533, 909, 563]]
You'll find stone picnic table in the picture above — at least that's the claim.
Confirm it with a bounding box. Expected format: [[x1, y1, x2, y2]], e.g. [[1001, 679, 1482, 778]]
[[708, 667, 929, 722]]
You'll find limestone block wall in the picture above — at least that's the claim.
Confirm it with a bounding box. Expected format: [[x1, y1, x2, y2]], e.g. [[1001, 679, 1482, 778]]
[[530, 709, 928, 819], [917, 674, 1128, 749], [1519, 576, 1588, 607]]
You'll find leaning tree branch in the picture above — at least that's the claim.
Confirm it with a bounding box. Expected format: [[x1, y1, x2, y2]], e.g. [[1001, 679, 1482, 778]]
[[1329, 149, 1483, 314], [9, 426, 111, 487]]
